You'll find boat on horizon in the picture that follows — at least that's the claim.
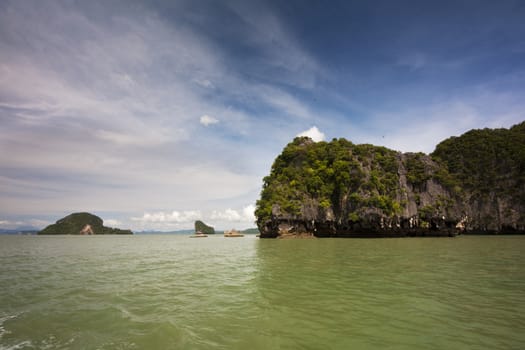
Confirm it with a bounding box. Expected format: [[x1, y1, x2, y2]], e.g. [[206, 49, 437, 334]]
[[224, 229, 244, 237], [190, 231, 208, 238]]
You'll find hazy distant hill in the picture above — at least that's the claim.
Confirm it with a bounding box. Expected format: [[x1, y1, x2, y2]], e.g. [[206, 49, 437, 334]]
[[240, 228, 260, 234], [0, 227, 38, 235]]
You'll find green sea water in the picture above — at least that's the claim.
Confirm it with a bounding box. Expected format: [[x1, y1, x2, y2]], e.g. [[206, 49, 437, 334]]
[[1, 235, 524, 349]]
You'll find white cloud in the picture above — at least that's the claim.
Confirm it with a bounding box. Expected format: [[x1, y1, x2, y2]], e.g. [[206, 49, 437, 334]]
[[127, 205, 257, 231], [207, 204, 256, 230], [129, 210, 203, 231], [131, 210, 201, 224], [242, 204, 256, 220], [200, 115, 219, 126], [104, 219, 122, 227], [211, 208, 241, 221], [297, 126, 325, 142], [0, 218, 50, 229], [210, 204, 255, 223]]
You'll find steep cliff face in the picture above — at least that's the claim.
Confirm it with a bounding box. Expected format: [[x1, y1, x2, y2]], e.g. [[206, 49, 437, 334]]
[[432, 122, 525, 233], [39, 212, 133, 235], [256, 122, 525, 238]]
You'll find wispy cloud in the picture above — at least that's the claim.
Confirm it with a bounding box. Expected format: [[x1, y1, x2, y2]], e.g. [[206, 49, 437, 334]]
[[95, 128, 176, 147], [226, 1, 322, 89], [1, 1, 301, 226], [0, 218, 50, 230]]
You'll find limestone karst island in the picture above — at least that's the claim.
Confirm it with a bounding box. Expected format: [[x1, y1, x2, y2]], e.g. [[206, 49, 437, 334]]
[[39, 212, 132, 235], [194, 220, 215, 235], [255, 122, 525, 238]]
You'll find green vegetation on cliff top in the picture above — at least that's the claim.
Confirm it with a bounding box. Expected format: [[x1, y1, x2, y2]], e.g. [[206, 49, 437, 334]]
[[432, 122, 525, 201], [255, 137, 422, 225]]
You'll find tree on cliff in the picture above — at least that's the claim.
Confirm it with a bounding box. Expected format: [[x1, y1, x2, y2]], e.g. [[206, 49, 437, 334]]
[[432, 121, 525, 200]]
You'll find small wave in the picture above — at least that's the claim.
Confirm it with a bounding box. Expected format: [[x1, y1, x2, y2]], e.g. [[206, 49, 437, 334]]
[[0, 314, 33, 350], [0, 313, 20, 340], [0, 340, 32, 350]]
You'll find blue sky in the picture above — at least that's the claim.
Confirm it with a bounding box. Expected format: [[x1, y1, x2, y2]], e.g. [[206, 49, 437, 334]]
[[1, 0, 524, 231]]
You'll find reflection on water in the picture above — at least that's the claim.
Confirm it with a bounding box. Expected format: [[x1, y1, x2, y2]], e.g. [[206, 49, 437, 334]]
[[0, 235, 524, 349]]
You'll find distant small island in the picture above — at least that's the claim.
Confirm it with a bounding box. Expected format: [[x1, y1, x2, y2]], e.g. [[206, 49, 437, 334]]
[[194, 220, 215, 235], [39, 212, 133, 235]]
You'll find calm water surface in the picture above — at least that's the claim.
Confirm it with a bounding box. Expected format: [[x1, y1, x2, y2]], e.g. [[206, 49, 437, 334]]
[[1, 235, 524, 349]]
